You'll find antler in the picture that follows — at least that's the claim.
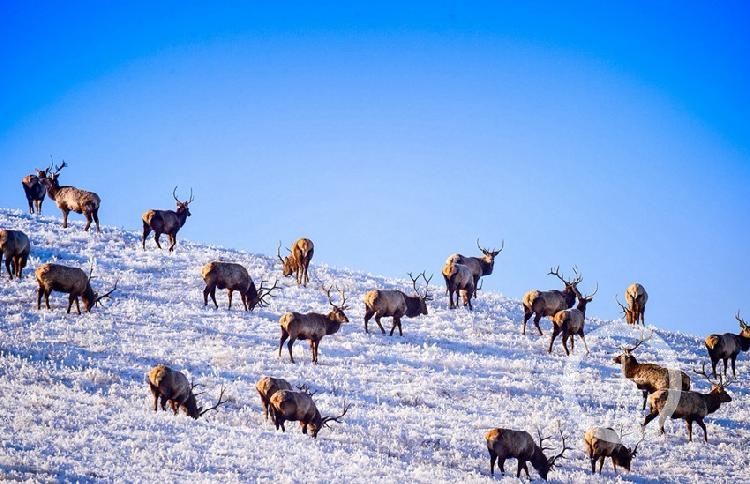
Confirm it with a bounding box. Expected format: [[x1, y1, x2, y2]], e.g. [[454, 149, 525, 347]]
[[736, 310, 748, 330], [172, 186, 194, 204], [615, 294, 629, 314], [694, 361, 735, 388], [320, 402, 352, 427], [199, 385, 229, 416], [408, 271, 433, 300], [477, 238, 504, 256], [537, 428, 553, 452], [95, 278, 119, 305], [583, 282, 599, 299], [257, 279, 280, 307], [338, 287, 349, 310], [296, 383, 317, 396], [53, 160, 67, 174], [623, 331, 652, 353], [277, 241, 285, 263], [548, 428, 571, 467]]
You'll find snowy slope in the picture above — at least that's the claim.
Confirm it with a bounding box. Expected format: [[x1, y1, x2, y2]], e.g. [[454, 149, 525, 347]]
[[1, 207, 749, 483]]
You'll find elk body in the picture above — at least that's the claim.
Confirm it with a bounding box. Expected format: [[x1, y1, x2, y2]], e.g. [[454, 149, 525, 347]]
[[624, 283, 648, 325], [21, 167, 48, 214], [141, 187, 194, 252], [549, 283, 597, 355], [582, 427, 640, 474], [445, 239, 503, 297], [35, 263, 117, 314], [485, 428, 569, 480], [442, 259, 475, 310], [278, 238, 314, 286], [255, 376, 293, 423], [201, 261, 278, 311], [0, 229, 30, 279], [147, 364, 227, 419], [278, 286, 349, 364], [41, 162, 101, 232], [704, 311, 750, 378], [522, 266, 582, 335], [269, 389, 350, 438], [363, 272, 432, 336]]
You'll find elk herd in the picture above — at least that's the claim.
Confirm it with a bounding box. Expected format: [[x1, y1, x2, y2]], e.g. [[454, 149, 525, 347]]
[[3, 161, 749, 479]]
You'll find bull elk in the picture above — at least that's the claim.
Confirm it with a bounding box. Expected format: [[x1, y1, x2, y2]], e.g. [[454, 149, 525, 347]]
[[147, 364, 228, 419], [521, 266, 582, 335], [583, 426, 642, 474], [549, 283, 597, 355], [35, 262, 117, 314], [362, 271, 432, 336], [704, 311, 750, 378], [141, 187, 194, 252], [615, 282, 648, 325], [485, 427, 569, 480], [269, 389, 351, 438], [442, 259, 475, 310], [201, 261, 279, 311], [0, 229, 30, 279], [277, 238, 314, 286], [21, 165, 49, 214], [255, 376, 293, 424], [41, 161, 102, 232], [445, 238, 503, 297]]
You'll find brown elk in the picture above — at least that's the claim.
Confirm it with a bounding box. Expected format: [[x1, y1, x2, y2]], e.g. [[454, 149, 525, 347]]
[[704, 311, 750, 378], [485, 427, 570, 480], [549, 283, 597, 355], [201, 261, 279, 311], [643, 363, 733, 442], [141, 187, 194, 252], [278, 285, 349, 364], [521, 266, 582, 335], [35, 262, 117, 314], [616, 283, 648, 325], [255, 376, 293, 424], [147, 364, 228, 419], [363, 271, 432, 336], [269, 389, 351, 438], [41, 161, 102, 232], [445, 238, 503, 297], [21, 166, 49, 214], [0, 229, 30, 279], [583, 426, 642, 474], [277, 238, 314, 286], [442, 259, 475, 310]]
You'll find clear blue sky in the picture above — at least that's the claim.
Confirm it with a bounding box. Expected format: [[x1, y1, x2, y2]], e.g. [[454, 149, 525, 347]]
[[2, 2, 749, 336]]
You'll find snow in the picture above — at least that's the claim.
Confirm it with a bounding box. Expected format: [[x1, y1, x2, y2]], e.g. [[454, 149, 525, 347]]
[[1, 207, 749, 482]]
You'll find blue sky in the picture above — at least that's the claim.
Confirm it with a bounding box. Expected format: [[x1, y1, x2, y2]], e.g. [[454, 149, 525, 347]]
[[2, 2, 749, 335]]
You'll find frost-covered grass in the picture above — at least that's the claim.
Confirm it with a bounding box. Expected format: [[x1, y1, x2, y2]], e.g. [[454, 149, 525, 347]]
[[1, 207, 749, 482]]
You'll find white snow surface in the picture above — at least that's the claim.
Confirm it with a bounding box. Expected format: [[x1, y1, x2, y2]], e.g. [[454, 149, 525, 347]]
[[1, 208, 749, 483]]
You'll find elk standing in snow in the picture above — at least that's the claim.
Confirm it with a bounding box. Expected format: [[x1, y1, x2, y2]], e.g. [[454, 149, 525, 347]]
[[21, 166, 49, 214], [521, 266, 582, 335], [363, 271, 432, 336], [141, 187, 194, 252], [147, 364, 228, 419], [201, 261, 279, 311], [549, 283, 597, 355], [277, 238, 314, 286], [444, 239, 503, 297], [278, 285, 349, 364], [485, 427, 570, 480], [41, 161, 102, 232], [583, 426, 642, 474], [35, 262, 117, 314], [0, 229, 30, 279], [704, 311, 750, 378], [269, 389, 351, 438], [616, 283, 648, 325], [255, 376, 293, 424], [442, 259, 475, 310]]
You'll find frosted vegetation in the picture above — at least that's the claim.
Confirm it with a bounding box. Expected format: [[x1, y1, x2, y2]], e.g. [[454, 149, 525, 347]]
[[1, 208, 748, 482]]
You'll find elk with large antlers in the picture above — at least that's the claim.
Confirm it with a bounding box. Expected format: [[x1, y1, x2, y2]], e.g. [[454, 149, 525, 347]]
[[277, 238, 314, 286], [363, 271, 432, 336], [278, 285, 349, 364], [485, 427, 570, 480], [549, 283, 597, 355], [444, 238, 503, 298], [269, 389, 351, 438], [583, 426, 642, 474], [0, 229, 30, 280], [141, 186, 194, 252], [704, 311, 750, 378], [21, 165, 50, 214], [147, 364, 228, 419], [521, 266, 582, 335], [255, 376, 293, 424], [643, 363, 733, 442], [201, 261, 279, 311], [35, 262, 117, 314], [40, 161, 102, 232]]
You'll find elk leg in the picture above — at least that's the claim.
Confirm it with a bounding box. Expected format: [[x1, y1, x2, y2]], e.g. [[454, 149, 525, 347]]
[[710, 358, 719, 379], [83, 211, 93, 231], [522, 308, 532, 335], [203, 283, 217, 308], [278, 330, 289, 358], [391, 315, 403, 336], [548, 327, 560, 353], [579, 331, 590, 354], [641, 390, 648, 410], [74, 297, 81, 314], [447, 288, 455, 309], [533, 314, 544, 335], [363, 309, 375, 333], [562, 333, 571, 356], [286, 337, 296, 364], [686, 419, 693, 442], [696, 418, 707, 442], [227, 290, 233, 310], [466, 294, 473, 311], [169, 400, 179, 415], [61, 209, 69, 228], [67, 294, 76, 313], [730, 357, 736, 377], [154, 232, 163, 250], [92, 209, 100, 232], [473, 275, 479, 297], [37, 287, 44, 310], [44, 290, 51, 309], [168, 234, 176, 253], [160, 396, 168, 411], [374, 314, 386, 334], [489, 452, 497, 475], [141, 222, 151, 249], [311, 339, 318, 364], [497, 458, 505, 474], [4, 258, 12, 279]]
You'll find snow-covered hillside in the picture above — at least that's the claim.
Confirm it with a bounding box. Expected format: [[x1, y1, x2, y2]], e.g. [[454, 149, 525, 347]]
[[1, 208, 748, 482]]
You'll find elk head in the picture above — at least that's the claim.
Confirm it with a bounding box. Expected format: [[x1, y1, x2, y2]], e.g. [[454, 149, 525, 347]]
[[82, 265, 118, 312], [277, 241, 295, 277], [694, 362, 734, 404], [322, 284, 350, 323], [173, 186, 194, 216], [408, 270, 433, 315], [311, 402, 352, 438], [548, 265, 582, 297], [477, 238, 504, 270], [41, 160, 67, 190], [612, 332, 652, 365], [248, 279, 281, 310], [735, 310, 750, 338], [536, 428, 571, 480]]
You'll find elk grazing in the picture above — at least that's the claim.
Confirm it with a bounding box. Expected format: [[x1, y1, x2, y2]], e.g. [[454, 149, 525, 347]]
[[643, 363, 733, 442], [521, 266, 582, 335], [363, 271, 432, 336], [278, 285, 350, 364], [704, 311, 750, 378], [201, 261, 279, 311], [269, 389, 351, 438], [40, 161, 102, 232], [147, 364, 228, 419], [255, 376, 293, 423], [613, 334, 691, 410], [583, 426, 642, 474], [35, 262, 117, 314], [0, 229, 30, 279], [549, 283, 597, 355], [445, 238, 503, 297], [485, 427, 570, 480], [141, 187, 194, 252], [21, 166, 49, 214], [442, 259, 475, 310], [616, 283, 648, 325], [277, 238, 314, 286]]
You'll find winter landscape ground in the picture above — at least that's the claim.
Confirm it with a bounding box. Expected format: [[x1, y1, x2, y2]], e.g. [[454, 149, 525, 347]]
[[1, 207, 749, 483]]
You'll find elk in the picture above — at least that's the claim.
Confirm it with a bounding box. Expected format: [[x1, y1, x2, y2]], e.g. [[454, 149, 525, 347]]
[[0, 229, 30, 279], [35, 262, 117, 314], [255, 376, 293, 423], [549, 283, 597, 355], [147, 364, 228, 419], [442, 259, 475, 310], [583, 426, 642, 474], [363, 271, 432, 336], [41, 161, 102, 232], [141, 187, 194, 252], [613, 334, 691, 410], [704, 311, 750, 378], [269, 389, 351, 438], [624, 283, 648, 325], [201, 261, 279, 311], [277, 238, 314, 286], [278, 285, 349, 363], [485, 427, 570, 480], [21, 166, 49, 214], [445, 238, 503, 297], [643, 363, 733, 442], [521, 266, 582, 335]]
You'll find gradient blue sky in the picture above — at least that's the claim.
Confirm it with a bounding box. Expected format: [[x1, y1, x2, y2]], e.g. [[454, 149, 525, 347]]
[[2, 2, 749, 336]]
